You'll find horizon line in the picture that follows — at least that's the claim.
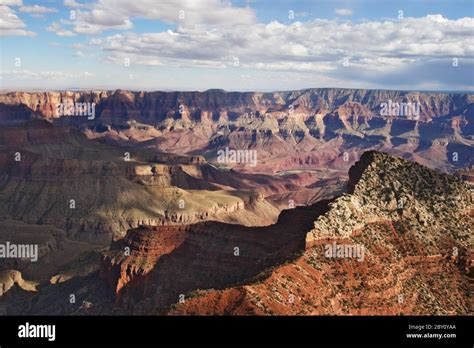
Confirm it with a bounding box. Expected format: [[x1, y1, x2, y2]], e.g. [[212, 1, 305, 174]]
[[1, 86, 474, 95]]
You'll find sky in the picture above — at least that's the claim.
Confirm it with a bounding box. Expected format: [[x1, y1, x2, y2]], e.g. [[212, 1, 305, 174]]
[[1, 0, 473, 91]]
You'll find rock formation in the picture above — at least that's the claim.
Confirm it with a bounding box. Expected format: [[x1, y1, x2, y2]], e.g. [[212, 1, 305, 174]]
[[0, 87, 472, 316], [168, 151, 473, 315], [0, 120, 302, 245], [1, 88, 472, 174], [99, 200, 332, 310]]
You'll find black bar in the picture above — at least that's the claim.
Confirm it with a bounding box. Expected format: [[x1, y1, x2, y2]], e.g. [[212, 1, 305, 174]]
[[0, 315, 472, 346]]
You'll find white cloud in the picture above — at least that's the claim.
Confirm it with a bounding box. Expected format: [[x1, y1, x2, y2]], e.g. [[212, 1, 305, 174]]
[[335, 8, 352, 16], [0, 0, 22, 6], [0, 4, 35, 36], [51, 0, 256, 35], [63, 0, 91, 9], [95, 15, 474, 75], [3, 0, 472, 91], [19, 5, 58, 14], [71, 9, 133, 34], [98, 0, 256, 26], [47, 21, 76, 36]]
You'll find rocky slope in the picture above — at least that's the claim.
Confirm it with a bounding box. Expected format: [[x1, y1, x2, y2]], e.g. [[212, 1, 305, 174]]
[[0, 219, 101, 308], [167, 151, 473, 315], [306, 151, 472, 245], [0, 120, 320, 245], [1, 151, 471, 315], [99, 200, 332, 310]]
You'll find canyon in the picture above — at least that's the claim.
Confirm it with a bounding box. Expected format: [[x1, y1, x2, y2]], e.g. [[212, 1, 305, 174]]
[[0, 150, 471, 315], [169, 152, 473, 315], [0, 88, 472, 315], [0, 88, 472, 175]]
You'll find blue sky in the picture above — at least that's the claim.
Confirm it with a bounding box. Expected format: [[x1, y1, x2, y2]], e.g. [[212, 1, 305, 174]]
[[1, 0, 473, 91]]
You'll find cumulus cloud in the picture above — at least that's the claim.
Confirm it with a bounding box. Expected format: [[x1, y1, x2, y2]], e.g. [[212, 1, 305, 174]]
[[0, 4, 35, 36], [5, 0, 473, 90], [52, 0, 256, 35], [96, 15, 474, 73], [71, 9, 133, 34], [48, 9, 133, 35], [19, 5, 58, 14]]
